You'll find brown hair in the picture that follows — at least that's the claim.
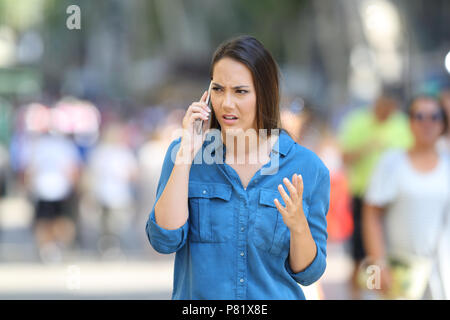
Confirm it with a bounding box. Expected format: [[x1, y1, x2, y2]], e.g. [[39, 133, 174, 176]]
[[208, 35, 281, 134]]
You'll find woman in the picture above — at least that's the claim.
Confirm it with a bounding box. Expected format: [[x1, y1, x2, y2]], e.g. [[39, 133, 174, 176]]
[[146, 35, 330, 300], [363, 95, 450, 299]]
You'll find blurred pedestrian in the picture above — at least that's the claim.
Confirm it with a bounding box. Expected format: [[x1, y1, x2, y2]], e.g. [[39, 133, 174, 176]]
[[338, 94, 413, 298], [363, 96, 450, 299], [86, 122, 138, 257], [317, 130, 353, 244], [137, 122, 179, 250], [23, 131, 81, 263]]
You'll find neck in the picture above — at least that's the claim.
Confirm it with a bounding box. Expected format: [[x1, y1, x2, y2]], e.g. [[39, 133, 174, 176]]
[[222, 130, 274, 164], [410, 142, 436, 155]]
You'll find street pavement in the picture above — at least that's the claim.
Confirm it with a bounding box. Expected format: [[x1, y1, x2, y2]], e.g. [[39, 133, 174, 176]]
[[0, 194, 359, 300], [0, 242, 354, 300]]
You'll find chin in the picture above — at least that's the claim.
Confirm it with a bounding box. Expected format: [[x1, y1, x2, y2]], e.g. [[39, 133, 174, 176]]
[[222, 126, 254, 134]]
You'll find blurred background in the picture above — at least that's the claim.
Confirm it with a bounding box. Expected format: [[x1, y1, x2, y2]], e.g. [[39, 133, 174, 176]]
[[0, 0, 449, 300]]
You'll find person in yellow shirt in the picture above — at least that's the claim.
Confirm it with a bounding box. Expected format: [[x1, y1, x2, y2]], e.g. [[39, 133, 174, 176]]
[[338, 95, 413, 299]]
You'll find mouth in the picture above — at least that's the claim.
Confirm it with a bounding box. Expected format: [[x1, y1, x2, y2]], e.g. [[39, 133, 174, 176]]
[[222, 114, 239, 124]]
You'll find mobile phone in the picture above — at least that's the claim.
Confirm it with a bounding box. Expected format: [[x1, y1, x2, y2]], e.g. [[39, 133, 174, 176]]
[[194, 81, 212, 135]]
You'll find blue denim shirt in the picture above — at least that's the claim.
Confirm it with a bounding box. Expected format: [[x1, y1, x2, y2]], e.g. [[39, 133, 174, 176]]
[[146, 129, 330, 300]]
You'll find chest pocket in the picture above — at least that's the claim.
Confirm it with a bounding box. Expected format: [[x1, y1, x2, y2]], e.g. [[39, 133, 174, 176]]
[[188, 182, 233, 243], [253, 188, 310, 257]]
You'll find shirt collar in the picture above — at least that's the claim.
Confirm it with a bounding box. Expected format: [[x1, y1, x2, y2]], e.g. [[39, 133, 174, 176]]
[[274, 129, 295, 157]]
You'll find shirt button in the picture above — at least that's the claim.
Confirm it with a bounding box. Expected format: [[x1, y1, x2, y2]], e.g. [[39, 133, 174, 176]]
[[202, 190, 207, 195], [240, 227, 245, 232], [240, 278, 244, 283], [240, 252, 245, 257]]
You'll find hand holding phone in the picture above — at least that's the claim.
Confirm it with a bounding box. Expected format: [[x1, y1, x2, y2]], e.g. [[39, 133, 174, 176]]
[[194, 81, 212, 135], [179, 82, 212, 160]]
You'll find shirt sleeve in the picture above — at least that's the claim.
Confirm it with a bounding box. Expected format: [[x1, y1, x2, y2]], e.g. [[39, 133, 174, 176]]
[[286, 165, 330, 286], [364, 149, 400, 207], [145, 137, 189, 254]]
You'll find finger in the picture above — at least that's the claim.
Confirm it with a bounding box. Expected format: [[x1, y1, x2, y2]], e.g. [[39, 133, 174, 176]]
[[199, 90, 208, 103], [192, 101, 211, 113], [277, 184, 292, 207], [274, 198, 287, 215], [190, 112, 209, 122], [293, 173, 301, 202], [191, 104, 209, 114], [283, 177, 299, 203], [296, 174, 304, 199], [190, 105, 210, 117], [189, 106, 209, 122]]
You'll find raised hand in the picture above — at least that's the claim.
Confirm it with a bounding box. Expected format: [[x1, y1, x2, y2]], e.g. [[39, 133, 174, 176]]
[[274, 173, 308, 233]]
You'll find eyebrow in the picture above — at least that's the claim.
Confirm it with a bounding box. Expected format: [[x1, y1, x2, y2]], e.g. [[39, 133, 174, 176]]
[[211, 82, 250, 89]]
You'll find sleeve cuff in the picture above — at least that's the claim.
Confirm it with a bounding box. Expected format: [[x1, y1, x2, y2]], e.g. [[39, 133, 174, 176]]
[[285, 243, 327, 286], [146, 210, 188, 254]]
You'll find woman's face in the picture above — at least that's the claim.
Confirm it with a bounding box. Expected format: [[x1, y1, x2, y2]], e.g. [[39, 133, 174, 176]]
[[409, 98, 444, 147], [211, 57, 257, 136]]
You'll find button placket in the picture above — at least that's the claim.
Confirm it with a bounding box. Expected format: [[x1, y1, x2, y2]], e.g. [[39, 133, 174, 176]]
[[236, 191, 248, 299]]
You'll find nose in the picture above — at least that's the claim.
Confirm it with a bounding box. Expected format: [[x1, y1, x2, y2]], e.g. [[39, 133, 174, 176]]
[[221, 91, 235, 110]]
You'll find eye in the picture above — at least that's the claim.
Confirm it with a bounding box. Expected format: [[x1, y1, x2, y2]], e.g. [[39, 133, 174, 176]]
[[431, 113, 443, 121], [236, 89, 248, 94], [212, 87, 222, 92]]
